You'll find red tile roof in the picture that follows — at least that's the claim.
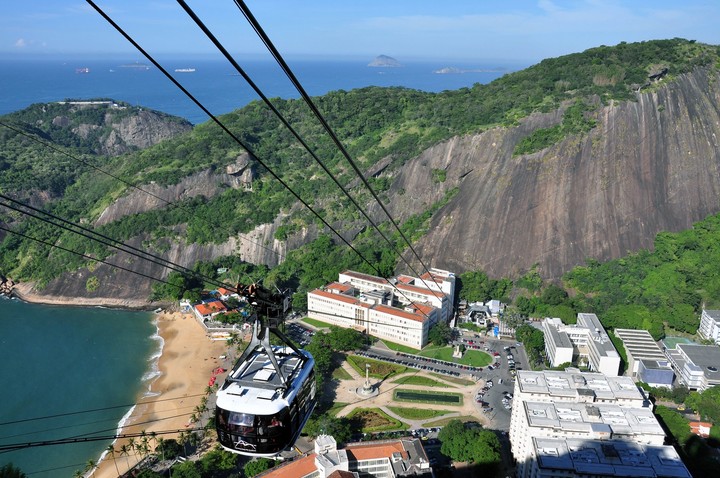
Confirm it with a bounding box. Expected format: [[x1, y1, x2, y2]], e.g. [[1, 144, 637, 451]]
[[194, 301, 227, 316], [345, 441, 407, 461], [397, 275, 415, 284], [373, 304, 426, 323], [310, 289, 361, 305], [258, 454, 316, 477], [327, 282, 353, 292]]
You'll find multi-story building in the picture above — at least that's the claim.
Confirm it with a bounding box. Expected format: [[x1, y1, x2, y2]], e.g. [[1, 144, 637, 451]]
[[542, 314, 621, 376], [307, 269, 452, 349], [338, 269, 454, 322], [258, 435, 433, 478], [615, 328, 674, 387], [697, 309, 720, 344], [664, 343, 720, 391], [509, 370, 690, 478]]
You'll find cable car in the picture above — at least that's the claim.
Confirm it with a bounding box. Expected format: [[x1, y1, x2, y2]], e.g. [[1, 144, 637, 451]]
[[215, 285, 316, 456]]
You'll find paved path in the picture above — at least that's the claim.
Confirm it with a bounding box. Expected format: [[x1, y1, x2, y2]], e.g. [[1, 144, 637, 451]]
[[331, 360, 488, 430]]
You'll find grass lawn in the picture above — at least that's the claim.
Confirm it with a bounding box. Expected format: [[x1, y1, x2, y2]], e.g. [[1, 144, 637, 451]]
[[419, 346, 493, 367], [430, 373, 476, 386], [381, 340, 422, 354], [393, 389, 464, 406], [423, 415, 480, 427], [332, 366, 353, 380], [346, 355, 406, 379], [347, 407, 408, 432], [392, 375, 454, 388], [302, 317, 334, 329], [326, 402, 350, 417], [388, 406, 454, 420]]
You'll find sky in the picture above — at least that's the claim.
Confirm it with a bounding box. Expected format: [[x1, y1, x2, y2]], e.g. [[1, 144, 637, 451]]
[[2, 0, 720, 63]]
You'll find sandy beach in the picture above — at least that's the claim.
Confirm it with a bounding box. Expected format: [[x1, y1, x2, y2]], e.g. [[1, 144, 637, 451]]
[[93, 311, 228, 478]]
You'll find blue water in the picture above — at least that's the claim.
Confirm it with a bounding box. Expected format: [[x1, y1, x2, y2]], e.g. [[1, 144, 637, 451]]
[[0, 58, 520, 124], [0, 298, 156, 477]]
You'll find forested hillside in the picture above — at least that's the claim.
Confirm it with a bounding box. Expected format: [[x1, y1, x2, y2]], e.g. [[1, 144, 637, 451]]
[[1, 38, 720, 306]]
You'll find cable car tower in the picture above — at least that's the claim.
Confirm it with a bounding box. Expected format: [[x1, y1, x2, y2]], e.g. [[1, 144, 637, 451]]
[[215, 283, 316, 457]]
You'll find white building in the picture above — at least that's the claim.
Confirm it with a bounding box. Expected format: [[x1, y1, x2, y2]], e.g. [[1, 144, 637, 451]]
[[308, 270, 451, 349], [258, 435, 433, 478], [542, 314, 621, 376], [509, 370, 690, 478], [338, 269, 454, 322], [698, 309, 720, 344], [664, 343, 720, 391]]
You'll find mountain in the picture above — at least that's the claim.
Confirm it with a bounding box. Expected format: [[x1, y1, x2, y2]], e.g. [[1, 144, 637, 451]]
[[2, 38, 720, 305], [368, 55, 403, 67]]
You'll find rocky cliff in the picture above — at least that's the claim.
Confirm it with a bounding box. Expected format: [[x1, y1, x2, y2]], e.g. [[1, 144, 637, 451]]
[[385, 67, 720, 280]]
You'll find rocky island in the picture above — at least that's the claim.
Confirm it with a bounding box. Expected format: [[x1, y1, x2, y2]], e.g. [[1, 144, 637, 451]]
[[368, 54, 403, 67]]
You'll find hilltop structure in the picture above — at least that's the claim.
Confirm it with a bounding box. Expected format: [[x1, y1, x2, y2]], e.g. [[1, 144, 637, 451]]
[[307, 269, 454, 349]]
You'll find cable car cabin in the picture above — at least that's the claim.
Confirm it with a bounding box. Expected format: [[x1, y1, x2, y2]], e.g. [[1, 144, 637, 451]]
[[216, 345, 316, 456]]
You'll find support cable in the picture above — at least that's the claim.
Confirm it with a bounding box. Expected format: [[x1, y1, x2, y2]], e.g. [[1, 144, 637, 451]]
[[233, 0, 445, 294], [85, 0, 432, 320], [176, 0, 437, 299]]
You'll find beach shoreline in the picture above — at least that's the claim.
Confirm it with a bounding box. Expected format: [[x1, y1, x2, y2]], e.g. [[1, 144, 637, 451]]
[[10, 281, 160, 310], [92, 311, 229, 478]]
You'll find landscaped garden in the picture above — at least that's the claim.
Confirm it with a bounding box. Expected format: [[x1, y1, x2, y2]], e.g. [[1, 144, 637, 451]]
[[391, 375, 454, 388], [346, 408, 407, 432], [393, 389, 464, 405], [346, 354, 407, 378], [387, 406, 454, 420], [419, 345, 493, 367]]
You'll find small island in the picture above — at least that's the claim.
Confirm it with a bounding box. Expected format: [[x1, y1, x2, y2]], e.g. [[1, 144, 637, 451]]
[[368, 55, 403, 67]]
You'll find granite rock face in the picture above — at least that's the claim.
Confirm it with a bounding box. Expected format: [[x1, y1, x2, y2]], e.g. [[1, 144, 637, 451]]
[[385, 67, 720, 279]]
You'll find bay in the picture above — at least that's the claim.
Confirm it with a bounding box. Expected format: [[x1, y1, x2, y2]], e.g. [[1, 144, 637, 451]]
[[0, 58, 520, 124], [0, 298, 157, 477]]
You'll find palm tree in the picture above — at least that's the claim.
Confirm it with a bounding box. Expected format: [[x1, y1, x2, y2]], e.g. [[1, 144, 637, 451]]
[[73, 470, 84, 478], [127, 437, 137, 464], [119, 443, 131, 469], [156, 436, 166, 461], [106, 444, 121, 477], [84, 459, 96, 476]]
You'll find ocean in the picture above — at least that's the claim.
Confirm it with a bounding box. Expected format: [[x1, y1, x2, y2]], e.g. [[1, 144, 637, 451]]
[[0, 56, 516, 477], [0, 298, 157, 477], [0, 57, 520, 125]]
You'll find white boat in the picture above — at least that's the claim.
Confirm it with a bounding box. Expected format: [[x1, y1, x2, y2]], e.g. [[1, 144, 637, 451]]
[[174, 68, 196, 73]]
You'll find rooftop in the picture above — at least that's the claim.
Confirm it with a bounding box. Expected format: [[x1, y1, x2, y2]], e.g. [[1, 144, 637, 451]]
[[615, 329, 667, 361], [533, 437, 690, 477], [515, 370, 646, 402], [678, 344, 720, 376], [523, 401, 665, 437]]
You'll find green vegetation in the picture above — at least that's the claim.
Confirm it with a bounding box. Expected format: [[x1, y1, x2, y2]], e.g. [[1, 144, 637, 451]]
[[515, 324, 545, 368], [513, 99, 597, 156], [331, 366, 353, 380], [346, 355, 406, 378], [393, 389, 463, 405], [685, 385, 720, 423], [346, 408, 406, 432], [387, 406, 454, 420], [419, 345, 493, 367], [438, 419, 501, 469], [391, 375, 454, 388], [302, 317, 334, 329], [423, 415, 481, 427], [380, 339, 421, 354], [428, 322, 453, 346], [244, 458, 278, 477]]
